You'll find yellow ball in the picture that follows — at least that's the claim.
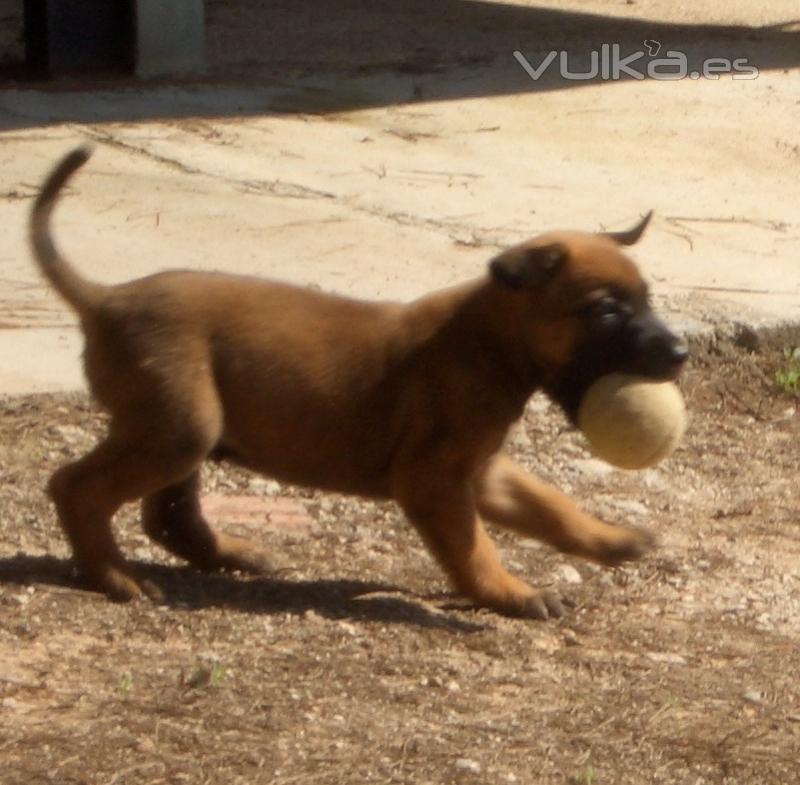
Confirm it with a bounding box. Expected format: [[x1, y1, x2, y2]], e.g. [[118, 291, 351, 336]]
[[577, 373, 687, 470]]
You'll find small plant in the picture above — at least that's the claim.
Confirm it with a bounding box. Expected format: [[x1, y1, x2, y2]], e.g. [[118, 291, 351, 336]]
[[117, 671, 134, 696], [184, 662, 228, 690], [210, 663, 228, 687], [775, 346, 800, 394], [570, 765, 598, 785]]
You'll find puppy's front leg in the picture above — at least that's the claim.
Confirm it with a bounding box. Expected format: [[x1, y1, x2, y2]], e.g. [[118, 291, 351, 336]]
[[475, 453, 654, 564], [398, 483, 563, 619]]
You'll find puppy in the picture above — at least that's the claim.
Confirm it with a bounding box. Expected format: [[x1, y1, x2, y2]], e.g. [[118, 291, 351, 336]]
[[31, 146, 687, 618]]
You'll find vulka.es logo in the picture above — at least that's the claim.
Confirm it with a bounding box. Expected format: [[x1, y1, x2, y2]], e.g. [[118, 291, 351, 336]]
[[514, 42, 759, 81]]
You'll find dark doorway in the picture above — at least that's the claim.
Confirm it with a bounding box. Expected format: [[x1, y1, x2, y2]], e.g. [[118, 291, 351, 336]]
[[24, 0, 134, 77]]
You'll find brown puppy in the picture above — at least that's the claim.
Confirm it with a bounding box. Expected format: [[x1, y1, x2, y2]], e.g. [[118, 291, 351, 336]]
[[31, 146, 687, 619]]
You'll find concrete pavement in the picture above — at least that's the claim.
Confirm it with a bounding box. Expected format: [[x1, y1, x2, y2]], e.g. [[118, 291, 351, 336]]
[[1, 51, 798, 394]]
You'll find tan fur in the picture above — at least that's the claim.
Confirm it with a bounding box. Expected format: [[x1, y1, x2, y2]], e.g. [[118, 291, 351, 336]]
[[32, 147, 657, 618]]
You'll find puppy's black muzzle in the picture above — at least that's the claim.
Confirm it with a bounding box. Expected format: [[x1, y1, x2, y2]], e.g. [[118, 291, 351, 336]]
[[546, 310, 689, 424], [621, 311, 689, 381]]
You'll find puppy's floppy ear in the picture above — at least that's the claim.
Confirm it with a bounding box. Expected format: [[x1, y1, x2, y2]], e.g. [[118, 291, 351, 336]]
[[603, 210, 653, 246], [489, 243, 566, 290]]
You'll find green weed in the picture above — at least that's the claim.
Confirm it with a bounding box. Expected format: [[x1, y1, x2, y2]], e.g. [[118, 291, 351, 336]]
[[775, 347, 800, 394], [570, 765, 598, 785], [117, 671, 134, 696]]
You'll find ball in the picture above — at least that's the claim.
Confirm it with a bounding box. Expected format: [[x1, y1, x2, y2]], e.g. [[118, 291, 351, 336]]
[[577, 373, 687, 470]]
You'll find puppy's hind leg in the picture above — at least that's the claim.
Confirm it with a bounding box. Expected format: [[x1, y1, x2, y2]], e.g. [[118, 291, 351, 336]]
[[142, 471, 273, 575], [49, 428, 215, 601], [49, 364, 226, 601]]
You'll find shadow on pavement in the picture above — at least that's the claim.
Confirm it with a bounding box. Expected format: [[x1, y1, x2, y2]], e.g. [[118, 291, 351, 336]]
[[0, 1, 797, 128]]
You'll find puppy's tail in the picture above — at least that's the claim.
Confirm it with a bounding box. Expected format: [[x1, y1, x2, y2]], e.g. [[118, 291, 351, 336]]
[[30, 145, 104, 312]]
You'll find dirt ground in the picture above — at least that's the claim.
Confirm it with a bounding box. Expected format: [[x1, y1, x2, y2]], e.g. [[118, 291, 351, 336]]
[[1, 330, 798, 785]]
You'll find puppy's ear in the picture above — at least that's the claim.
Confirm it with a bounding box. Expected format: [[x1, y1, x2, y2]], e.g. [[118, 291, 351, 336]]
[[603, 210, 653, 246], [489, 243, 566, 290]]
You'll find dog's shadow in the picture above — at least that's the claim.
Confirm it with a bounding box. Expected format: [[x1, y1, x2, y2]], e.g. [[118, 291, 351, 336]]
[[0, 554, 487, 633]]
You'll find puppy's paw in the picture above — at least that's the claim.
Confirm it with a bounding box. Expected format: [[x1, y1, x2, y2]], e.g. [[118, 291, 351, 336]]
[[501, 588, 566, 620], [81, 564, 156, 603], [595, 525, 657, 566], [210, 533, 274, 575], [139, 577, 166, 603]]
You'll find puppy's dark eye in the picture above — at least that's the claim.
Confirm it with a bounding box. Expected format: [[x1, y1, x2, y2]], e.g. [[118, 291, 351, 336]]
[[585, 297, 628, 327]]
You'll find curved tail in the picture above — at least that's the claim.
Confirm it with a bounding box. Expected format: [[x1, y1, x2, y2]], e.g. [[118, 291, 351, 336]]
[[30, 145, 104, 312]]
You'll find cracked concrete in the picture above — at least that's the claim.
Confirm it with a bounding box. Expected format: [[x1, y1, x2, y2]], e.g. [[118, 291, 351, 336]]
[[0, 3, 798, 394]]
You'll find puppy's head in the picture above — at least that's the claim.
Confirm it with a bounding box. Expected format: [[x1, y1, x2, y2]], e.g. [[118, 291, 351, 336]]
[[489, 212, 688, 422]]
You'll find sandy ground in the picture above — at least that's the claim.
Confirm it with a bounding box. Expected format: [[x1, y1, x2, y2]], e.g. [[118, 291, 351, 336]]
[[0, 2, 799, 784]]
